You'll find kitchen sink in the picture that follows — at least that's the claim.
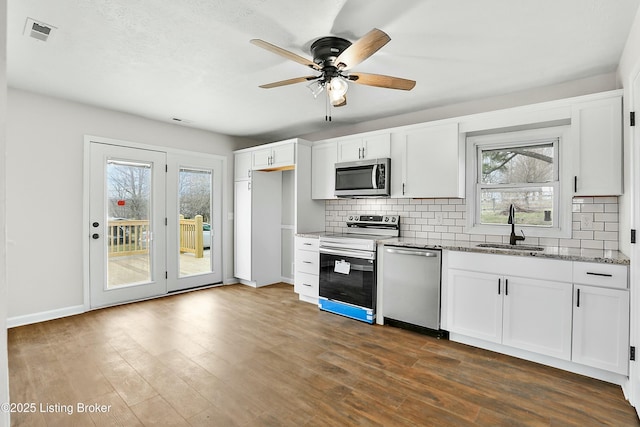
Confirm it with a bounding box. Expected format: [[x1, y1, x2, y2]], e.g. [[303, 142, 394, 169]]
[[476, 243, 545, 251]]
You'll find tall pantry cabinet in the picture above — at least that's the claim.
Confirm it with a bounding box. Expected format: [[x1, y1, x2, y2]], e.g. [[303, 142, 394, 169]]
[[234, 139, 324, 287]]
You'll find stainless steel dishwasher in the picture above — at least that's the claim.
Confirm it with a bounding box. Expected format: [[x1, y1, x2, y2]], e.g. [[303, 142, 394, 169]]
[[382, 246, 447, 338]]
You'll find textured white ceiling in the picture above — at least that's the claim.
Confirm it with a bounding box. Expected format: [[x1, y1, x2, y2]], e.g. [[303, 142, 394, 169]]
[[7, 0, 640, 141]]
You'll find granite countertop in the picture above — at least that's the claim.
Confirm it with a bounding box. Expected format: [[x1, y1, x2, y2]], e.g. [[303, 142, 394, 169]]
[[380, 237, 630, 265], [295, 233, 630, 265]]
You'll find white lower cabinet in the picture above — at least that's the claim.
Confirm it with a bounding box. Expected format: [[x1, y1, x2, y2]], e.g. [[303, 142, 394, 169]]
[[446, 251, 630, 379], [448, 268, 572, 359], [294, 236, 319, 303], [502, 277, 572, 360], [572, 285, 629, 375], [447, 269, 502, 343]]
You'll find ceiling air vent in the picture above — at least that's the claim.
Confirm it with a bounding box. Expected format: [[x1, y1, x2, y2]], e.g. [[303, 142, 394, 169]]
[[24, 18, 56, 42]]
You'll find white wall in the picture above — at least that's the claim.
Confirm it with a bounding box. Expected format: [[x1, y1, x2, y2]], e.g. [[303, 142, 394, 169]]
[[300, 72, 619, 142], [0, 0, 9, 425], [6, 88, 256, 320]]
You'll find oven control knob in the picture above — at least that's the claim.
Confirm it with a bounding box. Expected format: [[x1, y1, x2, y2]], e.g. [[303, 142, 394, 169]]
[[349, 216, 353, 220], [392, 217, 396, 222], [384, 217, 389, 222], [354, 216, 359, 221]]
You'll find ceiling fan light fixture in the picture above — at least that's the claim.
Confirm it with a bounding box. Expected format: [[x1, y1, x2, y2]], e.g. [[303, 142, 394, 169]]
[[327, 77, 348, 105], [307, 80, 325, 98]]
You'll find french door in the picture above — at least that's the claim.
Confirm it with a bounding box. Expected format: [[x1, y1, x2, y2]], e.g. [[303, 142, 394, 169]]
[[89, 143, 167, 307], [166, 153, 223, 292], [88, 141, 223, 308]]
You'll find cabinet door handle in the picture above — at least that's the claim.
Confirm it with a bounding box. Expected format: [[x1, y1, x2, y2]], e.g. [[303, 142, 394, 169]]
[[574, 176, 578, 193], [505, 279, 509, 296], [576, 288, 581, 307], [498, 278, 501, 295], [248, 181, 251, 191], [358, 147, 362, 159], [402, 183, 406, 195], [362, 147, 366, 158], [248, 169, 251, 178], [586, 272, 613, 277]]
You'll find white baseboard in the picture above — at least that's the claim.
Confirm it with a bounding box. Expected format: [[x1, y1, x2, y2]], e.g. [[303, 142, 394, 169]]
[[7, 305, 85, 328]]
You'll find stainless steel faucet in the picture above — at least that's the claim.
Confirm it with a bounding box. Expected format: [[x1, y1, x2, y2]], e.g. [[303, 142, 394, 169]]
[[508, 204, 525, 245]]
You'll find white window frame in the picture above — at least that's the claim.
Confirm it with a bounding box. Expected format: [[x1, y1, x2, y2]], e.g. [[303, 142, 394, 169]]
[[465, 126, 572, 239]]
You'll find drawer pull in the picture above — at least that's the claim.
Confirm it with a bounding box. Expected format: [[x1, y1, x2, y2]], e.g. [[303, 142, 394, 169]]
[[586, 272, 613, 278], [302, 283, 311, 287], [302, 261, 313, 264], [303, 243, 312, 246]]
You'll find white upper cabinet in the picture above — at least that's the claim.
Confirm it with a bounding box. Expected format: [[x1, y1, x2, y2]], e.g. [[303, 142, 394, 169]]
[[571, 95, 622, 196], [234, 151, 252, 181], [252, 142, 296, 170], [395, 122, 463, 198], [337, 133, 390, 162], [312, 141, 337, 200]]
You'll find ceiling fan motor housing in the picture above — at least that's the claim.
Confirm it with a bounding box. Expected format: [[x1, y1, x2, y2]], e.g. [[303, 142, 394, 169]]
[[310, 37, 352, 69]]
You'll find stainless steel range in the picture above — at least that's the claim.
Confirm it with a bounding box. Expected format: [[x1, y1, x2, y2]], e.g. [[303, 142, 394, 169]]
[[318, 215, 400, 323]]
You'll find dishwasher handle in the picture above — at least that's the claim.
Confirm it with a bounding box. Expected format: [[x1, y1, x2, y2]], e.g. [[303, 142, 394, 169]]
[[384, 247, 438, 257]]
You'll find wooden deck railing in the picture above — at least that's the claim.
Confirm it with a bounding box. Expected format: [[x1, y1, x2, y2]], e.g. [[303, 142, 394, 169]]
[[107, 219, 149, 257], [180, 215, 204, 258], [107, 216, 204, 258]]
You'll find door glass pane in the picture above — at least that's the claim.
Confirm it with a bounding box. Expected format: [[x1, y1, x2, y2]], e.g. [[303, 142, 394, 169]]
[[480, 187, 554, 226], [179, 168, 212, 277], [106, 160, 152, 288]]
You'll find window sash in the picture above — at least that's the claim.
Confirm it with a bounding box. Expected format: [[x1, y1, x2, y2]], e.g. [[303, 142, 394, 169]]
[[475, 181, 560, 227], [477, 139, 559, 185], [475, 138, 560, 228]]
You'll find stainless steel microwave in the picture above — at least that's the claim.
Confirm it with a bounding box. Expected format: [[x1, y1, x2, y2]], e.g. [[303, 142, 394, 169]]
[[334, 158, 391, 198]]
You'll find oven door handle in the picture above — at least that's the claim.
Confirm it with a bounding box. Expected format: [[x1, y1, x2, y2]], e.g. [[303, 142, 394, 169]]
[[371, 164, 378, 189], [320, 247, 375, 260]]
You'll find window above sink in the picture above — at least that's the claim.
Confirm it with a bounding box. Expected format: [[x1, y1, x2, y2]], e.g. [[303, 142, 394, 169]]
[[466, 126, 573, 239]]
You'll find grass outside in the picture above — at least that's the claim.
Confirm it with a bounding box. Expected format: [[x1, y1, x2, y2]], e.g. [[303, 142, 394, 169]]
[[481, 211, 552, 226]]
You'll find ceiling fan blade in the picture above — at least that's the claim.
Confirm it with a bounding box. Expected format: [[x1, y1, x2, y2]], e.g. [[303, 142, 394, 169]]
[[258, 76, 320, 89], [334, 28, 391, 70], [250, 39, 321, 71], [348, 72, 416, 91]]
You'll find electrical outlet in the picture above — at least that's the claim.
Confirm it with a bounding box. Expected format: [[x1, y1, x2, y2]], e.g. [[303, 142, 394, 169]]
[[435, 212, 444, 225], [580, 214, 593, 229]]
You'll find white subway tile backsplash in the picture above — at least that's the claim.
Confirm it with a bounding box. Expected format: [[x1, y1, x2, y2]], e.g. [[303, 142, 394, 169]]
[[581, 240, 604, 249], [581, 204, 604, 213], [325, 196, 619, 249]]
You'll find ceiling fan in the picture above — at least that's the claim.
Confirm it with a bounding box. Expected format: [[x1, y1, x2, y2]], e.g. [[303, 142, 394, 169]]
[[250, 28, 416, 109]]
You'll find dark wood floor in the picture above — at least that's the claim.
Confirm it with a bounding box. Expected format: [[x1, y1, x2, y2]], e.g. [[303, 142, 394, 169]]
[[8, 283, 640, 426]]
